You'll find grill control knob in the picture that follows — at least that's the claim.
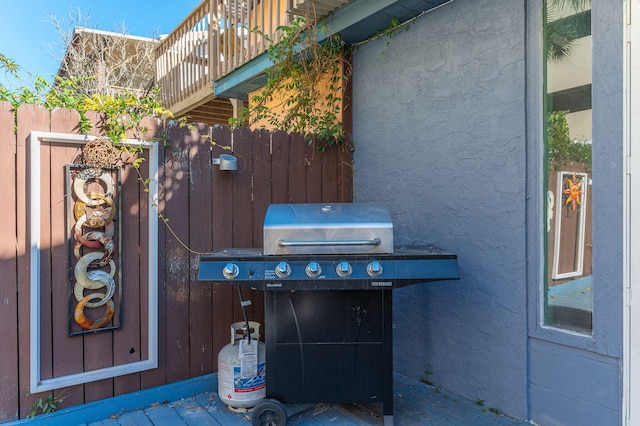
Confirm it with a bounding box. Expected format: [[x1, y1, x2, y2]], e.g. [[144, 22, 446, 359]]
[[336, 261, 353, 277], [275, 261, 291, 278], [305, 262, 322, 278], [366, 261, 383, 277], [223, 263, 239, 280]]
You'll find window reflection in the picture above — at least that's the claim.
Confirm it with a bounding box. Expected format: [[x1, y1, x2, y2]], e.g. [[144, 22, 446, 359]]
[[544, 0, 592, 334]]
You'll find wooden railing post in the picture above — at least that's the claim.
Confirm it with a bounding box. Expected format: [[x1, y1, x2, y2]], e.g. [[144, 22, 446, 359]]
[[211, 0, 219, 81]]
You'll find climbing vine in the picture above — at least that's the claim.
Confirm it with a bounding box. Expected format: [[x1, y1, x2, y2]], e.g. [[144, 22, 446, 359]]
[[1, 54, 203, 255], [230, 12, 428, 149], [230, 17, 352, 148]]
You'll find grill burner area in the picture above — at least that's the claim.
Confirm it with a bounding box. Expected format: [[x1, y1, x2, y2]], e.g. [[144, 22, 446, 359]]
[[197, 204, 460, 426]]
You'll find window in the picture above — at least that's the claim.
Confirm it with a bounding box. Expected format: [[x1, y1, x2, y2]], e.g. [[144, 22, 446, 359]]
[[543, 0, 593, 334]]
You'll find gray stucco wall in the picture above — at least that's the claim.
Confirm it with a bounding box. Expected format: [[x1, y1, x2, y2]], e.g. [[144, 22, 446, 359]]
[[351, 0, 624, 423], [352, 0, 528, 418]]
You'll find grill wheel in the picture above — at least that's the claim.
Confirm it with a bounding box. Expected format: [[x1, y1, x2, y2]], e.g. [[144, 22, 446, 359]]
[[251, 398, 287, 426]]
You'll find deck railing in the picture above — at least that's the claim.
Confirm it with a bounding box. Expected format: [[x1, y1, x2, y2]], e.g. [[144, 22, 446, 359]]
[[156, 0, 289, 113]]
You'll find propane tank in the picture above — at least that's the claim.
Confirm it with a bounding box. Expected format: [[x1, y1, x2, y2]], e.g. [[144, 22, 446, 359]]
[[218, 321, 266, 411]]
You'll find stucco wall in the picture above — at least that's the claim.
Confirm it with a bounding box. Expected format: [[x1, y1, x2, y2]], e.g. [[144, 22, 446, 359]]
[[352, 0, 624, 423], [352, 0, 528, 418]]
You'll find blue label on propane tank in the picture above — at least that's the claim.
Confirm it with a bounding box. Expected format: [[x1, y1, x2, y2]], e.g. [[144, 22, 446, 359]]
[[234, 362, 266, 393]]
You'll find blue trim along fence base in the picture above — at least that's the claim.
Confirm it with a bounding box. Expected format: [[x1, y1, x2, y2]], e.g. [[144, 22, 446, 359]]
[[6, 374, 217, 426]]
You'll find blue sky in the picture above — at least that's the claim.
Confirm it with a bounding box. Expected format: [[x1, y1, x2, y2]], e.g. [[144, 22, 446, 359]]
[[0, 0, 201, 88]]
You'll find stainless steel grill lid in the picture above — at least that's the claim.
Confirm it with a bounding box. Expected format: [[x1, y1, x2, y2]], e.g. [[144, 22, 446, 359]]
[[263, 203, 394, 255]]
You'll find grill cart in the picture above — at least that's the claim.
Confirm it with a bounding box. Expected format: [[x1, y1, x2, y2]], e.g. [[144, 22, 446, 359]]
[[198, 203, 460, 426]]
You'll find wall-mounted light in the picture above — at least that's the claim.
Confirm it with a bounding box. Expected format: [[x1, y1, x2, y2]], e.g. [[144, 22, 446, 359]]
[[213, 154, 237, 171]]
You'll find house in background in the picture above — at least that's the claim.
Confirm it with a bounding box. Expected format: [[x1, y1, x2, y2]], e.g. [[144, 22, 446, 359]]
[[57, 27, 158, 97], [155, 0, 638, 424]]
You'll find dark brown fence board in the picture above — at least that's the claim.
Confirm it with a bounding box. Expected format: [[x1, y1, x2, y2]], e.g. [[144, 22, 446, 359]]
[[210, 125, 235, 356], [233, 126, 255, 248], [321, 145, 339, 203], [271, 130, 290, 204], [252, 129, 271, 249], [0, 101, 19, 421], [163, 126, 192, 384], [211, 125, 234, 249], [105, 115, 147, 395], [288, 132, 306, 203], [305, 140, 323, 203], [1, 109, 352, 420], [338, 143, 353, 203], [188, 124, 215, 376], [113, 152, 143, 396]]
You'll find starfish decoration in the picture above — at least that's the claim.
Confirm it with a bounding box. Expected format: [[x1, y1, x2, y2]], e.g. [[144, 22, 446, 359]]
[[562, 173, 584, 212]]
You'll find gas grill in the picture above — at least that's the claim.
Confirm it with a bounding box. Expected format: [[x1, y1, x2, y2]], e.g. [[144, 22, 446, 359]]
[[198, 203, 460, 426]]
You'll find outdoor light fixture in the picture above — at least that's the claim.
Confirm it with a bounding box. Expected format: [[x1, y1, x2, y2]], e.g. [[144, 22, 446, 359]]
[[213, 154, 237, 171]]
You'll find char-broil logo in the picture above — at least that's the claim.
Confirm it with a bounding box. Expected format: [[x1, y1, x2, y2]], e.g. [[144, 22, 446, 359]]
[[371, 281, 393, 287], [266, 282, 283, 288]]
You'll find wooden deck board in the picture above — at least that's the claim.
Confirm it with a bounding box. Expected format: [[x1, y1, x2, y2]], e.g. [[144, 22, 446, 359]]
[[143, 404, 186, 426], [116, 410, 154, 425], [169, 398, 221, 425], [88, 419, 120, 426], [189, 387, 252, 424]]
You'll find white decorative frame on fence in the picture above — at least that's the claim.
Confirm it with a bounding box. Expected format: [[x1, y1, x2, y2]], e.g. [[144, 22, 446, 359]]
[[28, 131, 159, 393]]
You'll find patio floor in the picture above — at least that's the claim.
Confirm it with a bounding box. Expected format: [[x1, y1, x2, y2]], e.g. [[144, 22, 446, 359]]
[[79, 373, 528, 426], [9, 372, 530, 426]]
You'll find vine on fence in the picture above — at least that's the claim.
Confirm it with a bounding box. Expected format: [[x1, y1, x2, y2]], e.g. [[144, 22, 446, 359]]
[[0, 57, 200, 252], [230, 17, 352, 149]]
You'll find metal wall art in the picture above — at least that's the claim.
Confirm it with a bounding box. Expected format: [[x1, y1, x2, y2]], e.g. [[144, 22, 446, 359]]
[[30, 131, 159, 393], [67, 164, 122, 335]]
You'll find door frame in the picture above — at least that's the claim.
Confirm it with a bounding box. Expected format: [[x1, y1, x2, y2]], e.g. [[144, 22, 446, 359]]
[[624, 0, 638, 423]]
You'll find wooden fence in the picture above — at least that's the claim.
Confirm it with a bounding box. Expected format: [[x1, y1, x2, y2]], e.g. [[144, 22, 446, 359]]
[[0, 101, 352, 421]]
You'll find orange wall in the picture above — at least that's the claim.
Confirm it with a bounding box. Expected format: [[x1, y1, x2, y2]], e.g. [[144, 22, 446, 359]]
[[247, 61, 347, 132]]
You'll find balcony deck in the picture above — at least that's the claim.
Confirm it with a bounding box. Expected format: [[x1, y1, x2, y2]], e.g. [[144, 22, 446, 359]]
[[155, 0, 291, 122], [10, 373, 529, 426], [154, 0, 358, 122]]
